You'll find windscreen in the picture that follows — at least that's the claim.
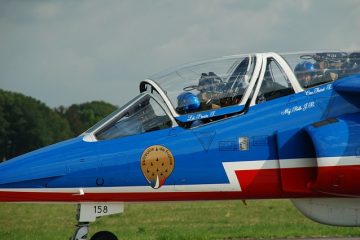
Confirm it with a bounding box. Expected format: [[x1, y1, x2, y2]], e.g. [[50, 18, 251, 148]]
[[95, 94, 172, 140]]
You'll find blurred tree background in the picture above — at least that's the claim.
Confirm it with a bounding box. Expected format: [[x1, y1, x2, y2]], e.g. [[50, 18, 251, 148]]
[[0, 89, 117, 161], [56, 101, 117, 136]]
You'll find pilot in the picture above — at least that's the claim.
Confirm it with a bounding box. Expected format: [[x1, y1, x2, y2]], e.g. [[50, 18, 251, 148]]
[[294, 61, 317, 88], [176, 92, 204, 127], [316, 60, 339, 82], [176, 92, 201, 114], [197, 72, 222, 109]]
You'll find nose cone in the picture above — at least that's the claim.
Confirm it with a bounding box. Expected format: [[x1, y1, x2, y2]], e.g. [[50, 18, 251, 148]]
[[0, 136, 94, 188]]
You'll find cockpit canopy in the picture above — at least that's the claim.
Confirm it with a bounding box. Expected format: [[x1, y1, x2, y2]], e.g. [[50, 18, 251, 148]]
[[148, 55, 256, 115], [282, 51, 360, 89], [144, 51, 360, 119], [85, 50, 360, 142]]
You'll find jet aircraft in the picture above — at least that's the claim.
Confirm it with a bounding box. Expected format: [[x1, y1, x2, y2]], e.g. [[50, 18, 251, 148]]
[[1, 51, 360, 240]]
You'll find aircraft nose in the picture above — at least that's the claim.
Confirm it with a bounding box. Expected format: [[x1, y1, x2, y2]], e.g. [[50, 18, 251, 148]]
[[0, 149, 66, 188], [0, 136, 92, 188]]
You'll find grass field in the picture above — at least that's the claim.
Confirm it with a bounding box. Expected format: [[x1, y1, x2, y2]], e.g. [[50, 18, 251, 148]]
[[0, 200, 359, 240]]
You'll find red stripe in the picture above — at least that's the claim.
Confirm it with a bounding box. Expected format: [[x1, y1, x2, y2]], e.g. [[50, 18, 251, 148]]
[[0, 190, 325, 203], [312, 165, 360, 197]]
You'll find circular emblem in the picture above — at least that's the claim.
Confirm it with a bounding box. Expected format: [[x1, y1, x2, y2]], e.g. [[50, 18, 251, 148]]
[[141, 145, 174, 189]]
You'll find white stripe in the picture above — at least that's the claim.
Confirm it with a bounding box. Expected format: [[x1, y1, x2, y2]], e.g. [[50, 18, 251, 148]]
[[223, 158, 316, 171], [0, 184, 239, 194], [223, 159, 279, 171], [279, 158, 316, 168], [318, 156, 360, 167]]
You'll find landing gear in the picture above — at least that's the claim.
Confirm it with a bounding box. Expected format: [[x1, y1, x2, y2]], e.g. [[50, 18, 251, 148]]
[[70, 203, 124, 240], [71, 222, 90, 240]]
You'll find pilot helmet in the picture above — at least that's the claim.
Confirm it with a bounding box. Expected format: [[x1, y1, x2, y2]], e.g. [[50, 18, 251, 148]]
[[294, 61, 316, 87], [294, 61, 316, 79], [176, 92, 201, 113]]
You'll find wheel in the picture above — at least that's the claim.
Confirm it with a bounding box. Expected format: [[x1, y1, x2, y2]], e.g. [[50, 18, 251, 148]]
[[90, 231, 118, 240]]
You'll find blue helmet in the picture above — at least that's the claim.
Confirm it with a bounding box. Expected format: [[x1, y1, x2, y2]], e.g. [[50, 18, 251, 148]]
[[176, 92, 200, 113], [294, 61, 316, 79]]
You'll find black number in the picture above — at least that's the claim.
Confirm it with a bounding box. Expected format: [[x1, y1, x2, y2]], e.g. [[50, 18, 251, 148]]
[[94, 205, 108, 214]]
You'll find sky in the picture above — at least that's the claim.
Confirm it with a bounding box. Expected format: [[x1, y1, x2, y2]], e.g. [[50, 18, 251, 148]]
[[0, 0, 359, 108]]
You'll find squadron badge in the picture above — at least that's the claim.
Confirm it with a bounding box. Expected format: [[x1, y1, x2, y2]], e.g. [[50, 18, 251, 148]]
[[141, 145, 174, 189]]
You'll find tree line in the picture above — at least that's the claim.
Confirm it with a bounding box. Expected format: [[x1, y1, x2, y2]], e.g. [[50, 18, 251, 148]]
[[0, 89, 117, 161]]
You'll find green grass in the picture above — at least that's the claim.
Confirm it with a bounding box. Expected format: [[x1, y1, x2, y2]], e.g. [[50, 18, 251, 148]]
[[0, 200, 359, 240]]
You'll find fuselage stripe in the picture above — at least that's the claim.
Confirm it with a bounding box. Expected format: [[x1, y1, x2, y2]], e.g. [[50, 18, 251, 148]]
[[0, 157, 359, 194]]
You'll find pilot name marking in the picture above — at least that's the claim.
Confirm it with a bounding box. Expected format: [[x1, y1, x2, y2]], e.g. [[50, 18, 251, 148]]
[[187, 111, 216, 121], [281, 101, 315, 116], [305, 85, 332, 96]]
